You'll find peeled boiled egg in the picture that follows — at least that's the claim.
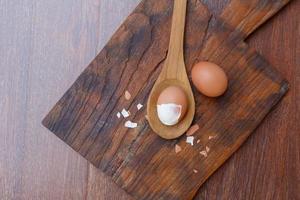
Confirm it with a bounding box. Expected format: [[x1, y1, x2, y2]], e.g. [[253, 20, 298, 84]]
[[157, 86, 188, 126], [191, 61, 228, 97]]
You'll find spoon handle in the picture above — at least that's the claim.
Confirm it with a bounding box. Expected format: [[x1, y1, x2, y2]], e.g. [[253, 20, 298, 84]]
[[166, 0, 187, 64]]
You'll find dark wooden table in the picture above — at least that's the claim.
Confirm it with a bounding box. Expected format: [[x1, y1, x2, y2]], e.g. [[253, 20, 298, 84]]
[[0, 0, 298, 199]]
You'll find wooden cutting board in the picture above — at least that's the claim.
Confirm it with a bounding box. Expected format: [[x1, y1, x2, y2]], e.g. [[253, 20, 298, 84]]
[[43, 0, 290, 199]]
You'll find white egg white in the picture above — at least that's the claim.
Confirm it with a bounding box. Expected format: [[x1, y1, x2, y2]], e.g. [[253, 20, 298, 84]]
[[157, 103, 182, 126]]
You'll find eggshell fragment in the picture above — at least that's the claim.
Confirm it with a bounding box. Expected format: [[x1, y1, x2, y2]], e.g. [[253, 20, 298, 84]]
[[206, 146, 210, 153], [186, 124, 199, 136], [200, 150, 207, 157], [121, 109, 130, 118], [208, 135, 217, 140], [191, 62, 228, 97], [175, 144, 182, 153], [186, 136, 194, 146], [137, 103, 143, 110], [125, 121, 137, 128], [125, 90, 131, 100]]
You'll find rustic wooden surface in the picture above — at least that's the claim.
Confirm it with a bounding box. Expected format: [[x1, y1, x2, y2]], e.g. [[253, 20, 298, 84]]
[[0, 0, 298, 200], [42, 0, 293, 199]]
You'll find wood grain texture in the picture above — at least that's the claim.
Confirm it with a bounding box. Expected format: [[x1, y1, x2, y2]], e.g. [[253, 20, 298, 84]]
[[41, 0, 293, 199], [195, 0, 300, 200], [0, 0, 298, 200], [0, 0, 138, 199]]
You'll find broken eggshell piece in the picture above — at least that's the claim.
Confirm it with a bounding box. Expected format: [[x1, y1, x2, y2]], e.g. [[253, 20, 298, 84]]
[[125, 121, 137, 128]]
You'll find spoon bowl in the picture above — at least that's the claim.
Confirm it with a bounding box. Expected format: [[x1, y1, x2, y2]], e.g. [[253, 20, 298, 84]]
[[147, 78, 195, 139]]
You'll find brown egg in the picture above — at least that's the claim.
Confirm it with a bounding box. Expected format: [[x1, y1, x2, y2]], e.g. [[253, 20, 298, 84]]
[[191, 62, 228, 97], [157, 86, 188, 126]]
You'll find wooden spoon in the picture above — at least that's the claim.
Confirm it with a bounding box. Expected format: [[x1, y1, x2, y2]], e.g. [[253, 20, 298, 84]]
[[147, 0, 195, 139]]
